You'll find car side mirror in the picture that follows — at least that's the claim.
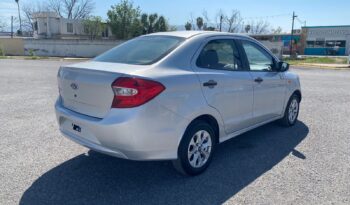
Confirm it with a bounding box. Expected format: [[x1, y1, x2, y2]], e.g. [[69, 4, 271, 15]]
[[277, 62, 289, 72]]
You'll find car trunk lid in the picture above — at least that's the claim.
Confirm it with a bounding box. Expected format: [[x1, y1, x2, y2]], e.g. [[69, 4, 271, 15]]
[[58, 61, 151, 118]]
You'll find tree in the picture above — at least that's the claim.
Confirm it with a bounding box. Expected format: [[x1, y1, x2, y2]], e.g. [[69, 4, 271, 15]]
[[107, 0, 169, 39], [21, 2, 47, 33], [140, 13, 149, 34], [225, 10, 242, 33], [202, 10, 210, 25], [189, 13, 195, 31], [83, 16, 103, 40], [48, 0, 94, 19], [107, 0, 141, 39], [21, 4, 35, 32], [200, 10, 217, 31], [248, 20, 270, 34], [140, 13, 168, 34], [244, 24, 251, 33], [196, 17, 203, 30], [272, 26, 283, 34], [147, 13, 158, 33], [154, 16, 168, 32], [204, 26, 216, 31], [0, 19, 7, 32], [215, 9, 225, 31], [15, 0, 22, 34], [185, 22, 192, 31]]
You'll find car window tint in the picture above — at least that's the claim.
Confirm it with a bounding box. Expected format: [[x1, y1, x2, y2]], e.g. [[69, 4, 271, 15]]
[[242, 41, 274, 71], [196, 39, 242, 70], [94, 36, 184, 65]]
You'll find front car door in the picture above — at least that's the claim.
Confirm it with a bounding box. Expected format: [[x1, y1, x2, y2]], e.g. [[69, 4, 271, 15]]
[[239, 40, 287, 124], [192, 37, 254, 134]]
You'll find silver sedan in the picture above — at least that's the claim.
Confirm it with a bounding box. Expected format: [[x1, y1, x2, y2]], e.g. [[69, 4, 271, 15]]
[[55, 31, 301, 175]]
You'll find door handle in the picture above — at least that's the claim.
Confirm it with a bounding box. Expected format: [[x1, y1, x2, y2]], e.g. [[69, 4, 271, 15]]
[[203, 80, 218, 88], [254, 77, 264, 83]]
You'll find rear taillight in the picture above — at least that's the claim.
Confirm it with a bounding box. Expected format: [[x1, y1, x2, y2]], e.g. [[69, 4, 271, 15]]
[[111, 77, 165, 108]]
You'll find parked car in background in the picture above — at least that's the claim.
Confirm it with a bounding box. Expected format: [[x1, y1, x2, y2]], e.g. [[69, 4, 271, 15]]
[[55, 31, 302, 175]]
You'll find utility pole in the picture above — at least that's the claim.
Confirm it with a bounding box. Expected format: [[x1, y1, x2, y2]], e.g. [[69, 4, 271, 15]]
[[11, 16, 13, 38], [290, 11, 297, 56], [219, 15, 223, 32]]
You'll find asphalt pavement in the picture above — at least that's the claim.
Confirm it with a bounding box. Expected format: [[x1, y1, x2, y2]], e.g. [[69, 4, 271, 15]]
[[0, 59, 349, 205]]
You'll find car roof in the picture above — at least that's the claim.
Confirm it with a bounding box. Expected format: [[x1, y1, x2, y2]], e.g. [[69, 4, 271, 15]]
[[146, 31, 253, 40]]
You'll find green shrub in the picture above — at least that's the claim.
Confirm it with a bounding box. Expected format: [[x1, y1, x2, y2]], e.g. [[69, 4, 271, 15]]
[[0, 45, 4, 56], [28, 49, 35, 56], [25, 49, 40, 59]]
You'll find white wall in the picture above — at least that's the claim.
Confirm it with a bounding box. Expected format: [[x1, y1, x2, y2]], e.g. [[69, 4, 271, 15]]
[[24, 39, 124, 57], [49, 18, 60, 35], [36, 17, 47, 35], [60, 19, 84, 35], [35, 16, 60, 37], [306, 26, 350, 41]]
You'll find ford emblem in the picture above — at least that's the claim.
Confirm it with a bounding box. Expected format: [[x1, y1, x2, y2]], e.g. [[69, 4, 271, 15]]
[[70, 83, 78, 90]]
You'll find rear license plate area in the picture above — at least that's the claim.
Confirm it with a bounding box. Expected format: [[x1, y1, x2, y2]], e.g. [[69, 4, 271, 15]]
[[72, 123, 81, 133]]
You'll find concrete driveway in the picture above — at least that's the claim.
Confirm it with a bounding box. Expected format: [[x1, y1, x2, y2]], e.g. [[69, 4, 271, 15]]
[[0, 59, 349, 205]]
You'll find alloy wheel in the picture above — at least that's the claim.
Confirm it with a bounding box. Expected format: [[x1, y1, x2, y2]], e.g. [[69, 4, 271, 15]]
[[288, 99, 299, 123], [187, 130, 212, 168]]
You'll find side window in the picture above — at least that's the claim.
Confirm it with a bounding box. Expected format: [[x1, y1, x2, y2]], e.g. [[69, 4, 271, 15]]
[[196, 39, 242, 70], [67, 23, 73, 33], [242, 41, 274, 71]]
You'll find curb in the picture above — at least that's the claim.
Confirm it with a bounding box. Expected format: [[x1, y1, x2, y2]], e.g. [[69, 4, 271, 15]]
[[291, 63, 350, 70]]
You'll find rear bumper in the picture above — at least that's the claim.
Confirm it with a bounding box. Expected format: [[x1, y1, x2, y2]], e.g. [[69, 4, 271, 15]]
[[55, 98, 189, 160]]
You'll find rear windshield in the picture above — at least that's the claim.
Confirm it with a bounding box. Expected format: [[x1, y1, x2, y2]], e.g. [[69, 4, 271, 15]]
[[94, 36, 185, 65]]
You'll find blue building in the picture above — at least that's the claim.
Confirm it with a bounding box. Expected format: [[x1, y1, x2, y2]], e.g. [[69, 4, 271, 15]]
[[301, 25, 350, 56], [251, 32, 301, 55]]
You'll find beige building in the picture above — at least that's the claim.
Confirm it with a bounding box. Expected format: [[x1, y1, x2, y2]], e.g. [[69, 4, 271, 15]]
[[32, 12, 113, 39]]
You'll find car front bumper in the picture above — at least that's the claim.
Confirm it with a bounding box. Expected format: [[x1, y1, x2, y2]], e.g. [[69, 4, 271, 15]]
[[55, 98, 189, 160]]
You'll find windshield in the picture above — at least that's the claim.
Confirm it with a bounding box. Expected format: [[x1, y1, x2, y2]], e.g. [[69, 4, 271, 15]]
[[94, 36, 185, 65]]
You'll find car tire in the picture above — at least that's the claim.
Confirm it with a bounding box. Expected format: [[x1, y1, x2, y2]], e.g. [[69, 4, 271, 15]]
[[279, 94, 300, 127], [172, 121, 216, 176]]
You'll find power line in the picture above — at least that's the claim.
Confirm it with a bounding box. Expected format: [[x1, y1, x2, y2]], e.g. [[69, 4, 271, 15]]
[[296, 17, 306, 27], [242, 13, 291, 20]]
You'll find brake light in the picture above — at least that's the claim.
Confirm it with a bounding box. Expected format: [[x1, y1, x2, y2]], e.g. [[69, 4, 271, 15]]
[[111, 77, 165, 108]]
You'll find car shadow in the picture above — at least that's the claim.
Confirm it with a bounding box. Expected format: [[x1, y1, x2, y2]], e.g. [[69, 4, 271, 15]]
[[20, 121, 309, 205]]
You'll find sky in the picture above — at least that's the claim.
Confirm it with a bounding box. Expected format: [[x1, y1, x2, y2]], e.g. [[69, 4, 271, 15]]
[[1, 0, 350, 32]]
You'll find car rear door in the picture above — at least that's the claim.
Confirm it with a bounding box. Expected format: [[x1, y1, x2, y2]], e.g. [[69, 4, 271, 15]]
[[192, 37, 254, 134], [238, 40, 287, 124]]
